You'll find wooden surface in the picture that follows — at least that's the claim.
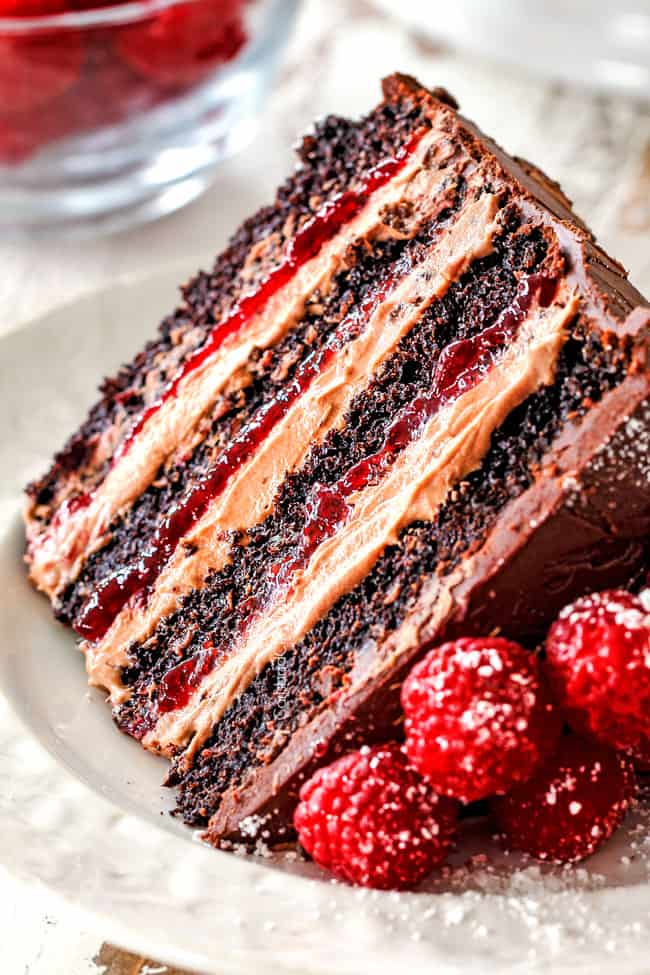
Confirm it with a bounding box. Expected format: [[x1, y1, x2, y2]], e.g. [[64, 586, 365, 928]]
[[95, 944, 192, 975], [3, 0, 650, 972]]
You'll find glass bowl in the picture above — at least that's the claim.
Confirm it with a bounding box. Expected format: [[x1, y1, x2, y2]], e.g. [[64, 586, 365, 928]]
[[0, 0, 299, 237]]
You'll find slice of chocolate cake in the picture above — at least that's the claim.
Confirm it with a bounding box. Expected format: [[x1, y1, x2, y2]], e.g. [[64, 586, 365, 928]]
[[25, 75, 650, 845]]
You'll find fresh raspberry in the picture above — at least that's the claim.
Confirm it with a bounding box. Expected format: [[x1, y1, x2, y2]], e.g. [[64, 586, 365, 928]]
[[116, 0, 247, 88], [66, 42, 155, 129], [293, 743, 458, 890], [0, 0, 66, 14], [401, 637, 561, 803], [492, 735, 636, 863], [0, 50, 140, 165], [0, 119, 39, 163], [0, 27, 83, 116], [545, 589, 650, 756], [0, 111, 71, 164], [68, 0, 126, 7]]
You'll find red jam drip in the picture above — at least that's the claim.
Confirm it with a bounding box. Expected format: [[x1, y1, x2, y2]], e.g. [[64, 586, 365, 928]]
[[149, 272, 558, 722], [74, 278, 396, 644], [157, 646, 218, 714], [113, 129, 426, 465], [157, 599, 261, 717]]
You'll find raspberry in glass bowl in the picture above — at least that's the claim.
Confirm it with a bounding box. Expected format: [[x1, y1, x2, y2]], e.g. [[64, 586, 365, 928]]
[[0, 0, 299, 235]]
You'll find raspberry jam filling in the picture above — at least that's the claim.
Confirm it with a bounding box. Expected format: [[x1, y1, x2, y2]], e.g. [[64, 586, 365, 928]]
[[74, 275, 398, 644], [113, 129, 426, 464], [281, 273, 558, 578], [150, 273, 558, 723], [49, 130, 426, 557]]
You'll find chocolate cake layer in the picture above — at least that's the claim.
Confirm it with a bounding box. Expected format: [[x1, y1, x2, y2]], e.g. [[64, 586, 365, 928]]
[[25, 86, 433, 525], [55, 191, 466, 630], [113, 211, 552, 740], [204, 383, 650, 845], [24, 74, 650, 849], [172, 325, 638, 829], [79, 186, 516, 701], [26, 93, 477, 603]]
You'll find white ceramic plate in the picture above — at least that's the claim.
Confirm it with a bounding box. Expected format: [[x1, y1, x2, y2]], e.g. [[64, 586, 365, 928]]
[[1, 269, 649, 975], [373, 0, 650, 99]]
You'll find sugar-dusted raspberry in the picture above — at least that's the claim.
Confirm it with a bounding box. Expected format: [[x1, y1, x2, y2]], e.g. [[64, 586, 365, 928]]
[[117, 0, 247, 88], [293, 743, 458, 890], [401, 637, 561, 804], [0, 27, 83, 116], [630, 736, 650, 773], [545, 589, 650, 756], [493, 736, 636, 863]]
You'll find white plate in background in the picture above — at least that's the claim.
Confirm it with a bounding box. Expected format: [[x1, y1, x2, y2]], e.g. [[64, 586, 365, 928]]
[[373, 0, 650, 99]]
